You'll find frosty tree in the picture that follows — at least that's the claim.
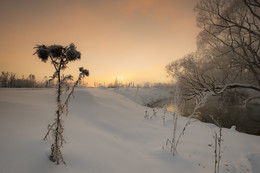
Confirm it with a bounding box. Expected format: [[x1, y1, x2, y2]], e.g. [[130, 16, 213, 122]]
[[166, 0, 260, 133], [34, 43, 89, 165], [166, 0, 260, 108]]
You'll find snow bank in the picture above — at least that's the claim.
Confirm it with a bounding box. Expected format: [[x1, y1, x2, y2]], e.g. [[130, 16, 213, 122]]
[[115, 87, 174, 106], [0, 88, 259, 173]]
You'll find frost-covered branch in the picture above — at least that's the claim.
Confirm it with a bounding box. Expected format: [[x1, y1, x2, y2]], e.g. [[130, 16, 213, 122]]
[[62, 68, 89, 116], [211, 83, 260, 94]]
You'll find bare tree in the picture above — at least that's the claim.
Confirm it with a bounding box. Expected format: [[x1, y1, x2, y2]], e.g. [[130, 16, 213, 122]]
[[34, 43, 89, 165], [27, 74, 36, 88], [195, 0, 260, 88], [167, 0, 260, 102], [1, 72, 9, 87], [166, 0, 260, 133]]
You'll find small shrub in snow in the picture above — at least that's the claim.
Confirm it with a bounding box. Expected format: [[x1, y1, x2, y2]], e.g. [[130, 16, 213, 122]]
[[144, 109, 151, 119], [34, 43, 89, 165], [162, 108, 167, 124], [152, 108, 157, 117]]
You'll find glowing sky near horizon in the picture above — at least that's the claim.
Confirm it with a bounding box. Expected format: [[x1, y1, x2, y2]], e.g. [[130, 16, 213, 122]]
[[0, 0, 200, 86]]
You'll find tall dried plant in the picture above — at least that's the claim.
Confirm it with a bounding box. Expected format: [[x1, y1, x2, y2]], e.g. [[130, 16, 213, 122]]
[[166, 87, 185, 155], [34, 43, 89, 165], [166, 87, 212, 155], [209, 115, 223, 173]]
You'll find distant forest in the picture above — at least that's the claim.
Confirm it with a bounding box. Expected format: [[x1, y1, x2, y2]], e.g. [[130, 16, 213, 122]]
[[0, 71, 54, 88]]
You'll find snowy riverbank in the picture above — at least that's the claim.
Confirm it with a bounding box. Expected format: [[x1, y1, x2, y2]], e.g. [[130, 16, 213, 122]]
[[0, 88, 259, 173]]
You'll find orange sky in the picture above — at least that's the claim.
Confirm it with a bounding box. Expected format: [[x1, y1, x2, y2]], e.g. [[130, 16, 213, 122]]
[[0, 0, 200, 86]]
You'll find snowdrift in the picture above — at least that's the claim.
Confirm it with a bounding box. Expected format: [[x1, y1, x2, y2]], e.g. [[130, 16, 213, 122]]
[[0, 88, 259, 173]]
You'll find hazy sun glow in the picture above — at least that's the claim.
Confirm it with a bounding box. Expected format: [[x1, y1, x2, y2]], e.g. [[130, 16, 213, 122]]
[[0, 0, 200, 86], [114, 75, 124, 82]]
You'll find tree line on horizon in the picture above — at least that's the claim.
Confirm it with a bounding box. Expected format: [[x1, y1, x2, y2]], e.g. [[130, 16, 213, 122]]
[[0, 71, 175, 89], [0, 71, 55, 88]]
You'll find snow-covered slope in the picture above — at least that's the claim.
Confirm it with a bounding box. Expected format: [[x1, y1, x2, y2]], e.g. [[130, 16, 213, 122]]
[[0, 88, 259, 173], [113, 87, 174, 106]]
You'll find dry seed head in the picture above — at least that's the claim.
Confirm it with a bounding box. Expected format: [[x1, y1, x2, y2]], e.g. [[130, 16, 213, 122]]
[[34, 45, 49, 62]]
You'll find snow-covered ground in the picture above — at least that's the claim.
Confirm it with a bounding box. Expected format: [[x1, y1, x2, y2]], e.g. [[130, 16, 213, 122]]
[[0, 88, 259, 173], [113, 87, 174, 106]]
